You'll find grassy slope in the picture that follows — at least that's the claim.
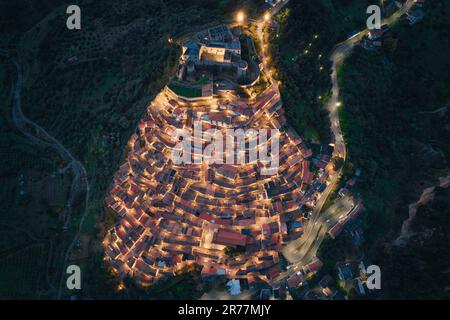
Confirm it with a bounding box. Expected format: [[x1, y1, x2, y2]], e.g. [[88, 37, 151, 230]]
[[1, 0, 265, 299], [320, 0, 376, 35]]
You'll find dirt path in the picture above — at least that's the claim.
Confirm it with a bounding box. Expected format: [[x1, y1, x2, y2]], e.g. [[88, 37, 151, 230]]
[[394, 173, 450, 246], [1, 51, 91, 299]]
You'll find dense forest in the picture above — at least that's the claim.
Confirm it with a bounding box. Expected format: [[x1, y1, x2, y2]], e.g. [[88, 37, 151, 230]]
[[380, 186, 450, 299], [337, 0, 450, 298], [338, 0, 449, 243], [270, 0, 374, 143], [1, 0, 449, 300], [0, 0, 263, 299]]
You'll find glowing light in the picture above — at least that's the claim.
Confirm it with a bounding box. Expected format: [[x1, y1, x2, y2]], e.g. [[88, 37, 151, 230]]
[[336, 102, 342, 107], [236, 11, 246, 23], [264, 12, 271, 22]]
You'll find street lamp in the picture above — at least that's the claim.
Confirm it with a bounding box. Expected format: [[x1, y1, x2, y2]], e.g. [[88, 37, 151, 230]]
[[236, 11, 245, 23], [264, 12, 271, 22]]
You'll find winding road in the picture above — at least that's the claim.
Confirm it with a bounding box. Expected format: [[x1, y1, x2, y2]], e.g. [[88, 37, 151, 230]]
[[279, 0, 414, 268], [0, 51, 91, 299], [231, 0, 414, 293], [1, 0, 414, 300]]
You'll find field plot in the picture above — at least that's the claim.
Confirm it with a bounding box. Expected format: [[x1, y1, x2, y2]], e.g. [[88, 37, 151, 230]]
[[0, 243, 49, 299]]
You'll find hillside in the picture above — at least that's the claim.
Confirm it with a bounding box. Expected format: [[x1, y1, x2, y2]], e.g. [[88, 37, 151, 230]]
[[337, 0, 449, 298], [338, 0, 449, 242], [0, 0, 263, 299], [270, 0, 374, 144], [381, 185, 450, 299]]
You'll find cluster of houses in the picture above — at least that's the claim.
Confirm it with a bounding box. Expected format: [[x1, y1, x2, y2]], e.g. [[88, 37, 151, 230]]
[[336, 260, 373, 296], [395, 0, 427, 25], [103, 40, 336, 287], [406, 0, 426, 25], [361, 0, 427, 50], [238, 258, 326, 300], [265, 258, 373, 300], [263, 257, 372, 300], [361, 24, 391, 50], [258, 257, 348, 300], [327, 202, 365, 240], [296, 273, 346, 300]]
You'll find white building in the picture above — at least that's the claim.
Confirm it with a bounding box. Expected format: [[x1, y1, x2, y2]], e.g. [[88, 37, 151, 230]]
[[226, 279, 241, 296]]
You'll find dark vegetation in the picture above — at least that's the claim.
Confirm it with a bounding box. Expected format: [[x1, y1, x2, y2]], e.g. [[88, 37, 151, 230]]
[[336, 0, 450, 298], [380, 186, 450, 299], [338, 0, 449, 244], [270, 0, 374, 143], [0, 0, 67, 47], [111, 264, 204, 300], [318, 235, 357, 275], [320, 0, 376, 35], [312, 0, 450, 300], [0, 60, 67, 298], [270, 1, 333, 143], [0, 0, 263, 299], [2, 0, 449, 300]]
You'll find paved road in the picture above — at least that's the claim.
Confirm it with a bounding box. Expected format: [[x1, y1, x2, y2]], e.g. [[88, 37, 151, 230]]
[[276, 0, 414, 281], [201, 1, 291, 301], [271, 197, 357, 287], [196, 0, 412, 298], [269, 0, 290, 16]]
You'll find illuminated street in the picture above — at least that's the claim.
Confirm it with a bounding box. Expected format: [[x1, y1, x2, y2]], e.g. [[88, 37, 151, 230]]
[[102, 0, 338, 288]]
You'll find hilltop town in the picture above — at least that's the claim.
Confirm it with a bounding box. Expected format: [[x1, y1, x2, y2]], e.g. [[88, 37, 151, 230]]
[[1, 0, 447, 303], [103, 19, 337, 289]]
